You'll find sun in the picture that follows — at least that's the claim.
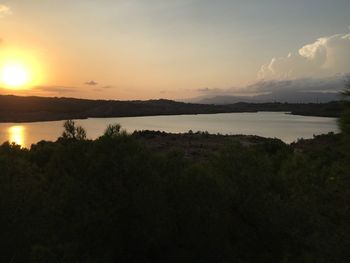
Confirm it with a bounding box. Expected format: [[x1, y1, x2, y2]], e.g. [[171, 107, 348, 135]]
[[1, 63, 29, 88], [0, 48, 45, 89]]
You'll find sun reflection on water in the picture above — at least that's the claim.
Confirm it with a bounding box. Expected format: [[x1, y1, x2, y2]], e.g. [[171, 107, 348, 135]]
[[8, 125, 25, 146]]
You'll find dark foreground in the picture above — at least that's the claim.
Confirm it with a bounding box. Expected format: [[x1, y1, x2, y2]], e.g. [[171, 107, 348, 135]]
[[0, 127, 349, 263], [0, 95, 342, 122]]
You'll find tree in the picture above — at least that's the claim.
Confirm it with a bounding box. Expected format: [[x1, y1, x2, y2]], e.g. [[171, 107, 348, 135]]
[[62, 120, 86, 140], [103, 124, 123, 138], [339, 77, 350, 137]]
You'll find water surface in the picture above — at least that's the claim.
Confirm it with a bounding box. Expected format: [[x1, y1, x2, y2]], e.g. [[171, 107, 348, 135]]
[[0, 112, 338, 148]]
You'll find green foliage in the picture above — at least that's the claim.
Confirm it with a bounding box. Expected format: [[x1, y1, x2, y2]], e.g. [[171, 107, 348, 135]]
[[0, 121, 349, 262]]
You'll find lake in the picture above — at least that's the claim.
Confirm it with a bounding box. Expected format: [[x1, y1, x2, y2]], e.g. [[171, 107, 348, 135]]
[[0, 112, 339, 148]]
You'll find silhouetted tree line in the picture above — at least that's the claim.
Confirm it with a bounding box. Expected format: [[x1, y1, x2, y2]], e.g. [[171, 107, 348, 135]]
[[0, 94, 343, 122], [0, 84, 349, 262]]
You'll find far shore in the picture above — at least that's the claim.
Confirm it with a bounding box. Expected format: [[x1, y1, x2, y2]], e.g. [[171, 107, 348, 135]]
[[0, 95, 342, 123]]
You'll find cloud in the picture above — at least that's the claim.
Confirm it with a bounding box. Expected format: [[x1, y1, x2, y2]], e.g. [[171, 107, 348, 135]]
[[90, 85, 114, 92], [193, 76, 345, 103], [35, 86, 78, 94], [195, 86, 264, 96], [259, 32, 350, 80], [247, 76, 345, 94], [92, 87, 112, 92], [195, 75, 346, 98], [84, 80, 98, 86], [0, 86, 79, 97], [0, 5, 12, 18], [196, 87, 224, 93]]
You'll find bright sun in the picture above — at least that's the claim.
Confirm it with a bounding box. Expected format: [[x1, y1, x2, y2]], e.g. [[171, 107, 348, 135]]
[[0, 49, 44, 90], [1, 63, 29, 88]]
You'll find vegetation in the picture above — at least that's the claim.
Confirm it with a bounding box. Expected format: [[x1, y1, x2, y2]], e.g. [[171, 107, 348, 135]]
[[0, 95, 342, 122], [0, 82, 349, 262], [62, 120, 87, 140], [339, 78, 350, 138], [0, 124, 348, 262]]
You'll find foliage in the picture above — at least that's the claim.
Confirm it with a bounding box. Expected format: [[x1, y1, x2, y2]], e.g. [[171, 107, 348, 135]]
[[103, 123, 122, 138], [339, 77, 350, 137], [0, 94, 343, 122], [0, 125, 349, 262], [1, 81, 350, 262], [62, 120, 87, 140]]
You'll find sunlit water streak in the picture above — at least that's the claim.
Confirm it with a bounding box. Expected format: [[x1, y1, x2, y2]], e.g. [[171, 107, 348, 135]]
[[0, 112, 339, 148], [8, 125, 25, 146]]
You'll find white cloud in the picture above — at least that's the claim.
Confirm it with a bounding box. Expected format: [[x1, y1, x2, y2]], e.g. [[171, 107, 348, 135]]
[[259, 32, 350, 80], [0, 5, 12, 18]]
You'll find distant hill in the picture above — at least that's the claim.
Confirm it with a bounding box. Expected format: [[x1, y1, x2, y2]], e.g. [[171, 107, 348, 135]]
[[0, 95, 343, 122], [0, 95, 232, 122], [193, 92, 340, 105], [191, 76, 345, 104]]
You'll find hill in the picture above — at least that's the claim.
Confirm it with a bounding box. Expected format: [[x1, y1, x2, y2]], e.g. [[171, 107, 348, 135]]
[[0, 95, 342, 122], [193, 92, 340, 104]]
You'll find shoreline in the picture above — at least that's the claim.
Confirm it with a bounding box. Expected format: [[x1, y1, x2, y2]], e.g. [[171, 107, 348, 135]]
[[0, 110, 338, 124], [0, 95, 342, 123]]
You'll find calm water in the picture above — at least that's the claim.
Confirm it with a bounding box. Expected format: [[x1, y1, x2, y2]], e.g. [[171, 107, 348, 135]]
[[0, 112, 339, 148]]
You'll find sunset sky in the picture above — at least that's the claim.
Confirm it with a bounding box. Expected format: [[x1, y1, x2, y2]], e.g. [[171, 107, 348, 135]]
[[0, 0, 349, 100]]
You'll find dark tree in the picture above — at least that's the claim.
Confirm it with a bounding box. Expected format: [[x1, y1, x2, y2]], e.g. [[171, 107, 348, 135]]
[[62, 120, 87, 140], [339, 77, 350, 137], [103, 123, 122, 138]]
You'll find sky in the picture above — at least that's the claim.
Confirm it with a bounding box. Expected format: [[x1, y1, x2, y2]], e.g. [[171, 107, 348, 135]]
[[0, 0, 349, 100]]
